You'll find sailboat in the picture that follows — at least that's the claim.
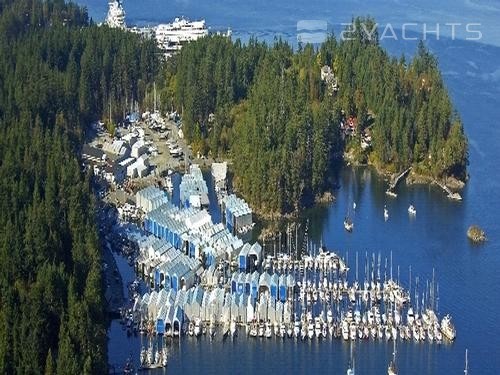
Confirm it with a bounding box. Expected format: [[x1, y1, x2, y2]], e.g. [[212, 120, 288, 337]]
[[464, 349, 468, 375], [162, 345, 168, 367], [347, 341, 355, 375], [388, 336, 398, 375]]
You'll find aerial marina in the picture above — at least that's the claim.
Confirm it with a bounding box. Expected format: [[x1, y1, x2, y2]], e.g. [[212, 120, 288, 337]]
[[3, 0, 497, 373], [93, 107, 458, 370], [84, 2, 474, 372]]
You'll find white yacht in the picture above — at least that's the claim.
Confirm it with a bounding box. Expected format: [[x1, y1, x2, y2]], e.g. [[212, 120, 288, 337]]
[[408, 204, 417, 215], [407, 306, 415, 326], [314, 317, 322, 338], [155, 18, 209, 56], [265, 321, 272, 338], [105, 1, 126, 29], [344, 217, 354, 232], [388, 338, 398, 375], [293, 320, 301, 338], [327, 310, 333, 324], [384, 205, 389, 221], [441, 314, 456, 341], [230, 320, 237, 338], [162, 347, 168, 367], [307, 319, 315, 340], [342, 320, 350, 341], [194, 319, 202, 337]]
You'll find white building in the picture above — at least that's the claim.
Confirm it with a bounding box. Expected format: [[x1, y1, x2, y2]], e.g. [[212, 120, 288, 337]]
[[136, 186, 169, 213], [131, 139, 147, 158]]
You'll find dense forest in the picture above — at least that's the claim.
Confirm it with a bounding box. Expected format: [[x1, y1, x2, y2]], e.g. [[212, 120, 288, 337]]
[[162, 18, 468, 214], [0, 0, 158, 373]]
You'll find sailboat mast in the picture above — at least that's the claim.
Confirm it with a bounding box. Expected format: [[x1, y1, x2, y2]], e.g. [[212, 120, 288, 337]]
[[154, 82, 157, 113], [409, 265, 412, 297], [355, 252, 358, 282], [393, 335, 397, 365], [464, 349, 468, 375], [390, 251, 393, 280]]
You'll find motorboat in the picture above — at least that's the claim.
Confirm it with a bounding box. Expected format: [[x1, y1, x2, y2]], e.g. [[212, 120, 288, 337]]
[[441, 314, 456, 341], [344, 217, 354, 232], [388, 338, 398, 375], [265, 322, 272, 338], [194, 319, 202, 337], [294, 320, 301, 338], [307, 319, 315, 340], [230, 320, 237, 338], [408, 204, 416, 215]]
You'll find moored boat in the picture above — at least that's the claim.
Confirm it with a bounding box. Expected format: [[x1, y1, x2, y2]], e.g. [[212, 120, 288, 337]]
[[441, 314, 456, 341], [344, 217, 354, 232], [408, 204, 417, 215]]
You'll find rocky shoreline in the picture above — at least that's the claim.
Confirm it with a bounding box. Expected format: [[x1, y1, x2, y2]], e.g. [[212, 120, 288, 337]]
[[467, 225, 487, 243], [345, 151, 466, 193]]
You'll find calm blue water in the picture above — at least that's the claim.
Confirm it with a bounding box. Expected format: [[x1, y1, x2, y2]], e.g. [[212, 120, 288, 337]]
[[77, 1, 500, 373]]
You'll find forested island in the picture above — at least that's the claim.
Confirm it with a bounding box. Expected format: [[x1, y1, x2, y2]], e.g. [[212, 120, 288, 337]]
[[161, 19, 468, 215], [0, 0, 158, 373]]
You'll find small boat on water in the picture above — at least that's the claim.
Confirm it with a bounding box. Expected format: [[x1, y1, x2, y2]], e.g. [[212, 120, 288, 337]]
[[441, 314, 456, 341], [165, 173, 174, 193], [265, 321, 272, 338], [344, 217, 354, 232], [386, 191, 397, 198], [230, 320, 237, 338], [347, 341, 355, 375], [123, 355, 134, 374], [464, 349, 469, 375], [194, 318, 202, 337], [293, 320, 300, 338], [384, 206, 389, 221], [388, 338, 398, 375], [408, 204, 416, 215], [162, 347, 168, 367], [209, 321, 216, 338]]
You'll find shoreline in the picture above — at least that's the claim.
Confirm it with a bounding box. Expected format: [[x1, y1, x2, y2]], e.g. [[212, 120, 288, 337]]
[[346, 151, 466, 192]]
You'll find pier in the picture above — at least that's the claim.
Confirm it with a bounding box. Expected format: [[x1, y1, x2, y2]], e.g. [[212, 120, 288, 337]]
[[433, 180, 462, 201], [385, 167, 412, 197], [121, 247, 455, 348]]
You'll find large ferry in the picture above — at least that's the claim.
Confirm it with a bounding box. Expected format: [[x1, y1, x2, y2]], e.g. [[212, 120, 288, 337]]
[[105, 0, 126, 29], [154, 18, 209, 57]]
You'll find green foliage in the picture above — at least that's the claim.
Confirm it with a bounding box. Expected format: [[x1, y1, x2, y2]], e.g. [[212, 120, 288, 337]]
[[0, 0, 159, 373], [164, 20, 468, 214]]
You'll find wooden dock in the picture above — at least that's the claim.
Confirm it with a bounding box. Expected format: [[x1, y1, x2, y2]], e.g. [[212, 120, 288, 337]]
[[433, 180, 462, 201], [385, 167, 412, 197]]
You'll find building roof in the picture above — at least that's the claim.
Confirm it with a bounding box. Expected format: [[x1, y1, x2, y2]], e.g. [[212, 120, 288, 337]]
[[211, 162, 227, 183], [223, 194, 252, 217]]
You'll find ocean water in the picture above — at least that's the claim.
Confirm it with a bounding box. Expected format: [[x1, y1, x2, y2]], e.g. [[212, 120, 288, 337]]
[[76, 1, 500, 373]]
